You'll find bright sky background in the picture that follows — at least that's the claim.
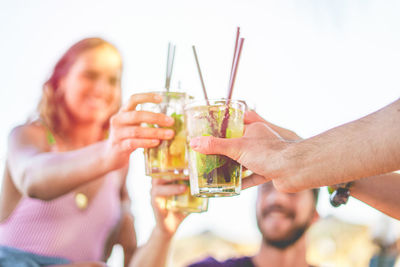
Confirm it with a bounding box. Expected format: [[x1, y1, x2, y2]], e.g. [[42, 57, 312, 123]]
[[1, 0, 400, 265]]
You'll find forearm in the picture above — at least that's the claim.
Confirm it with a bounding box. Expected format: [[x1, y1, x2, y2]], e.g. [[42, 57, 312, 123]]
[[14, 141, 112, 200], [129, 227, 173, 267], [350, 173, 400, 219], [273, 99, 400, 192]]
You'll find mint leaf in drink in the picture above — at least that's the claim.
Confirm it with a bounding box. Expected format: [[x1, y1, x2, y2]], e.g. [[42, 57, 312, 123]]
[[196, 153, 227, 178], [170, 112, 183, 133]]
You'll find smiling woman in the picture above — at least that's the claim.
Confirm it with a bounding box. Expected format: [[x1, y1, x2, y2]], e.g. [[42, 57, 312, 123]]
[[0, 37, 183, 267], [0, 38, 128, 266]]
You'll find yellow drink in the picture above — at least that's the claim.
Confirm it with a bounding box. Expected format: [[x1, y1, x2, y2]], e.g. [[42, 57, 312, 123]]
[[143, 92, 189, 179], [186, 99, 245, 197], [166, 179, 208, 213]]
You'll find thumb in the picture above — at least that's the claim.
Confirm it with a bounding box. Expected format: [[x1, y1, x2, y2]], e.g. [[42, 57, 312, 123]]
[[189, 136, 242, 161]]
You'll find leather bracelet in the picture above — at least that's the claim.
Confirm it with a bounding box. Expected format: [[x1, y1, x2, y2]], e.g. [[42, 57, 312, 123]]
[[328, 182, 354, 207]]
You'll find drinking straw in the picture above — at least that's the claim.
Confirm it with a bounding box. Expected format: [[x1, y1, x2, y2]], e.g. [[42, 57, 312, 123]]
[[229, 27, 240, 79], [165, 43, 171, 91], [192, 45, 221, 135], [192, 45, 210, 105], [221, 28, 245, 137], [165, 42, 176, 91], [163, 42, 176, 114], [226, 38, 244, 100], [169, 44, 176, 89]]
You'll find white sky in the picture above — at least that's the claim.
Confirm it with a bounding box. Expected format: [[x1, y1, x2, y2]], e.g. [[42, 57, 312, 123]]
[[1, 0, 400, 265]]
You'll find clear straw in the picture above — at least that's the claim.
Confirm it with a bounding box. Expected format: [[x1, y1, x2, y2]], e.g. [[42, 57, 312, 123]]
[[168, 44, 176, 90], [221, 28, 245, 137], [165, 43, 176, 91], [230, 27, 240, 77], [192, 45, 210, 105], [165, 43, 171, 91], [227, 38, 244, 100]]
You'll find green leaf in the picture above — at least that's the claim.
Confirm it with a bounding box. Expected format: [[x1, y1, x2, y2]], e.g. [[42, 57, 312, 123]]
[[327, 186, 335, 194], [170, 112, 183, 133], [196, 153, 227, 177]]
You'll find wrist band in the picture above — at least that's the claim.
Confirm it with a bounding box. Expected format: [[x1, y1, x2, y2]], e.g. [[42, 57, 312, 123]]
[[328, 182, 353, 207]]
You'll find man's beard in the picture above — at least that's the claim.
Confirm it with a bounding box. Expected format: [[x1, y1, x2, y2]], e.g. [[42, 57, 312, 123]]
[[258, 204, 312, 250], [262, 223, 308, 249]]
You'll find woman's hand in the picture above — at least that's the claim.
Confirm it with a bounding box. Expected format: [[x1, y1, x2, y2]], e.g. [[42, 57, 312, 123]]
[[150, 178, 188, 238], [106, 93, 175, 170]]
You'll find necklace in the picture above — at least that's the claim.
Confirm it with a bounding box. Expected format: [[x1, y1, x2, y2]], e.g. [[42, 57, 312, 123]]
[[42, 121, 107, 211], [75, 192, 88, 210]]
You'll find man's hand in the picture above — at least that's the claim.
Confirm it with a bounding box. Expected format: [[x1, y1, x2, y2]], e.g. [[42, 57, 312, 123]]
[[150, 178, 188, 238], [190, 123, 286, 189], [189, 110, 303, 190]]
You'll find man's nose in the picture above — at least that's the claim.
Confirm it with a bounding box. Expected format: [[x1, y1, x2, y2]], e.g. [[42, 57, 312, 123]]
[[265, 189, 292, 205]]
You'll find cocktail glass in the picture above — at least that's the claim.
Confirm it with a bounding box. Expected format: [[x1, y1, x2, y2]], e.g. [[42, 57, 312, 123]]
[[165, 178, 208, 213], [143, 91, 189, 179], [185, 99, 245, 197]]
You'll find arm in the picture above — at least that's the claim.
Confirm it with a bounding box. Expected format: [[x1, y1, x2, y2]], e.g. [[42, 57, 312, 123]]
[[350, 172, 400, 220], [103, 168, 137, 267], [8, 93, 175, 200], [190, 99, 400, 192], [118, 174, 137, 267], [274, 98, 400, 192], [129, 179, 187, 267], [7, 126, 113, 200]]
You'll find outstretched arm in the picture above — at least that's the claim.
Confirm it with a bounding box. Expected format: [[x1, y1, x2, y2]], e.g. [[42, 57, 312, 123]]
[[350, 172, 400, 220], [273, 98, 400, 192], [7, 93, 175, 200], [190, 99, 400, 192], [129, 179, 187, 267]]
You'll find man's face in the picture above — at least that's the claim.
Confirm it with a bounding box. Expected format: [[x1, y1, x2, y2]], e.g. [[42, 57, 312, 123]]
[[256, 182, 317, 249]]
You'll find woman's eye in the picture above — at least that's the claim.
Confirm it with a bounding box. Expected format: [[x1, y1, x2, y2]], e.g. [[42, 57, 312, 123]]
[[83, 71, 98, 80], [109, 77, 118, 86]]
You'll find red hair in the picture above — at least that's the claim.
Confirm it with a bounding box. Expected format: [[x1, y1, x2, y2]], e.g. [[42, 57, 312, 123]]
[[37, 37, 122, 136]]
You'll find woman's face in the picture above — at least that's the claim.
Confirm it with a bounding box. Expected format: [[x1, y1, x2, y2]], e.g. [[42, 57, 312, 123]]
[[60, 45, 122, 125]]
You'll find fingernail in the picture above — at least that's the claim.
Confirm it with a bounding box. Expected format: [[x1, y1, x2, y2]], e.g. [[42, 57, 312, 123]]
[[166, 117, 174, 124], [190, 138, 200, 148], [165, 130, 174, 138], [154, 94, 162, 101]]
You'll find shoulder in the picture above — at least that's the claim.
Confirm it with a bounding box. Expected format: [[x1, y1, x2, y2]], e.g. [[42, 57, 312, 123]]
[[9, 121, 46, 137], [8, 122, 50, 151], [222, 257, 254, 267], [187, 256, 254, 267], [187, 257, 221, 267]]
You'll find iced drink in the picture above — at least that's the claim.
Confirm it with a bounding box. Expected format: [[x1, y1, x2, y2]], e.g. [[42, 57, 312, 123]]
[[166, 179, 208, 213], [143, 92, 189, 179], [185, 99, 245, 197]]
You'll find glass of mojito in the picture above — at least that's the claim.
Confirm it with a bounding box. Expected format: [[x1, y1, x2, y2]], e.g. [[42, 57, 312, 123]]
[[185, 99, 245, 197], [142, 91, 189, 179], [165, 178, 209, 213]]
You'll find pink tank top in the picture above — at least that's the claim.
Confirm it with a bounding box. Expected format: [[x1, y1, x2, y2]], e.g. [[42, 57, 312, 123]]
[[0, 171, 121, 262]]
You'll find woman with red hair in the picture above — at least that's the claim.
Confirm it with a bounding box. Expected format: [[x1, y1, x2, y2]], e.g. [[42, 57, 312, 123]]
[[0, 37, 186, 266]]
